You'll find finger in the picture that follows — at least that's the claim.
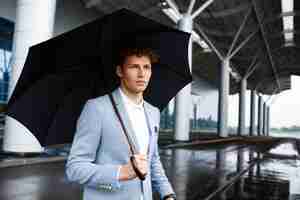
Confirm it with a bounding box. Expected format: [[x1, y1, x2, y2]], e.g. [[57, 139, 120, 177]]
[[135, 160, 148, 168], [136, 165, 147, 174], [134, 154, 148, 161], [133, 158, 147, 167], [134, 153, 147, 159], [131, 160, 147, 176], [137, 163, 148, 173], [135, 160, 146, 168]]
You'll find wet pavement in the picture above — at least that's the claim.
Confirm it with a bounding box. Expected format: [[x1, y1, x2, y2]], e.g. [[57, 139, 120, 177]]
[[207, 138, 300, 200], [0, 137, 299, 200]]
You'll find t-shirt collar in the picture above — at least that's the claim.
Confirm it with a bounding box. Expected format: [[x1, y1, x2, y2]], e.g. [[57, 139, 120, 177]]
[[119, 87, 144, 109]]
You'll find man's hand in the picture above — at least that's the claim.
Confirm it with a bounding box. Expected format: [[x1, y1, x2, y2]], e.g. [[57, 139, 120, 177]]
[[131, 154, 148, 176], [119, 161, 136, 181], [119, 153, 148, 181]]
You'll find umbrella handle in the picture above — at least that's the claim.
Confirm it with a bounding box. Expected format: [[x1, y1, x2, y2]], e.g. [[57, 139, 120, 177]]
[[130, 156, 147, 181]]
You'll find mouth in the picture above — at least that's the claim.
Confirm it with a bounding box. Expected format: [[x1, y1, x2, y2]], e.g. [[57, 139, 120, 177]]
[[136, 81, 146, 85]]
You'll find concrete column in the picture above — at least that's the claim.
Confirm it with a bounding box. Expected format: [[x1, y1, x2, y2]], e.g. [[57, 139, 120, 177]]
[[257, 96, 263, 136], [263, 103, 267, 136], [238, 78, 247, 136], [174, 15, 193, 141], [267, 106, 270, 136], [264, 105, 270, 136], [260, 101, 264, 136], [266, 106, 269, 136], [165, 105, 170, 129], [3, 0, 57, 153], [218, 58, 230, 137], [193, 103, 197, 129], [249, 90, 256, 136]]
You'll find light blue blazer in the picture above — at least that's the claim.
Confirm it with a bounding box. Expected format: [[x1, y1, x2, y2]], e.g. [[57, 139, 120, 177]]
[[65, 88, 175, 200]]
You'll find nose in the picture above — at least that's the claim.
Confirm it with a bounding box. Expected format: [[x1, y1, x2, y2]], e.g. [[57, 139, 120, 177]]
[[138, 67, 146, 77]]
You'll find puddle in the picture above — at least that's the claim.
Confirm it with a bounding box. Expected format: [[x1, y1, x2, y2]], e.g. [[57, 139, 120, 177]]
[[269, 143, 298, 157]]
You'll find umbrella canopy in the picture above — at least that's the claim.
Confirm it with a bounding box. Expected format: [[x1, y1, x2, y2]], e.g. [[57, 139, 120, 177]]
[[7, 8, 192, 146]]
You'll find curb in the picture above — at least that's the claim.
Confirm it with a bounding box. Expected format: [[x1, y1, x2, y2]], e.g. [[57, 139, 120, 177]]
[[162, 137, 243, 149], [0, 156, 67, 169]]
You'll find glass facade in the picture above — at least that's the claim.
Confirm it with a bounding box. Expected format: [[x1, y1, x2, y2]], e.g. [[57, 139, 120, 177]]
[[0, 17, 14, 103], [0, 50, 11, 103]]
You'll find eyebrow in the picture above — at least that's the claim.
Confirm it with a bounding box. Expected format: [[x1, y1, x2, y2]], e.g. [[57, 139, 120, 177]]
[[127, 64, 151, 67]]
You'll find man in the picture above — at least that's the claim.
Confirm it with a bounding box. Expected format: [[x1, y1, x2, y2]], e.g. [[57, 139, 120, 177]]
[[66, 47, 176, 200]]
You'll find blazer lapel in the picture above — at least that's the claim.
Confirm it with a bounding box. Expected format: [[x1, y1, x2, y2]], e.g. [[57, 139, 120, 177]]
[[111, 88, 141, 153], [143, 101, 158, 156]]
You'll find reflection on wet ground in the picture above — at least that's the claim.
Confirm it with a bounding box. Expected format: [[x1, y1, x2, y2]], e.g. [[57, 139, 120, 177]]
[[214, 141, 298, 200], [157, 145, 251, 200], [157, 138, 300, 200], [269, 143, 298, 156], [0, 137, 299, 200]]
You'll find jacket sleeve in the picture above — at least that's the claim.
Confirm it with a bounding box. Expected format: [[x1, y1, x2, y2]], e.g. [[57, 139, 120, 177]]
[[150, 109, 175, 199], [65, 100, 120, 191]]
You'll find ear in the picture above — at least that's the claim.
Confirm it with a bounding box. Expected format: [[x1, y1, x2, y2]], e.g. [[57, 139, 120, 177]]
[[116, 65, 123, 78]]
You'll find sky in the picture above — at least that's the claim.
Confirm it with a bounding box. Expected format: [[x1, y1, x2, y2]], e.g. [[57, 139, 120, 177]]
[[268, 75, 300, 128]]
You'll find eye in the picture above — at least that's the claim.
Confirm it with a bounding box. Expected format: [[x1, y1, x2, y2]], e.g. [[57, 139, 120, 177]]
[[144, 65, 151, 69], [128, 65, 138, 68]]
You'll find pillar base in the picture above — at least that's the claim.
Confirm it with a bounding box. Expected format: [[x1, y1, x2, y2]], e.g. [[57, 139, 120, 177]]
[[3, 116, 44, 153]]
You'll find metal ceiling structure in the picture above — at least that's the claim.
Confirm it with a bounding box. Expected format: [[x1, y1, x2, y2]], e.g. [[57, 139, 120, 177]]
[[80, 0, 299, 95]]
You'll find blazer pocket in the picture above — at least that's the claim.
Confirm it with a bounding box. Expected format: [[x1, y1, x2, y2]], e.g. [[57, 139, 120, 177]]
[[153, 125, 159, 136]]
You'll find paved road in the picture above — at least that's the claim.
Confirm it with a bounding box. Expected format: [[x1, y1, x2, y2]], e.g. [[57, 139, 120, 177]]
[[0, 139, 299, 200]]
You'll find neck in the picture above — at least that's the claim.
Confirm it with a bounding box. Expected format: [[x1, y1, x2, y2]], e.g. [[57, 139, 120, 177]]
[[120, 85, 143, 105]]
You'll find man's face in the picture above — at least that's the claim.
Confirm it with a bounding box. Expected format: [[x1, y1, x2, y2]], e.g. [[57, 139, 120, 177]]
[[116, 55, 152, 94]]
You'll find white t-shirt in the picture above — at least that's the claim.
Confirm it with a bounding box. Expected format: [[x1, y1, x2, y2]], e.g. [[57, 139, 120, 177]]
[[119, 87, 150, 154]]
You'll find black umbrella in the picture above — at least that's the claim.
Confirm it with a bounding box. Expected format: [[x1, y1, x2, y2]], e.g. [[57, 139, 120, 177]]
[[7, 8, 192, 146]]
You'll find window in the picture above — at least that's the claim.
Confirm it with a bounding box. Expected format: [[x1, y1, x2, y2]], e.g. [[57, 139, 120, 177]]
[[0, 17, 14, 103]]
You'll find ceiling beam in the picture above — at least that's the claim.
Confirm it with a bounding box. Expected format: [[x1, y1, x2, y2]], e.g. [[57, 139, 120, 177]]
[[251, 0, 281, 92], [197, 3, 251, 19]]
